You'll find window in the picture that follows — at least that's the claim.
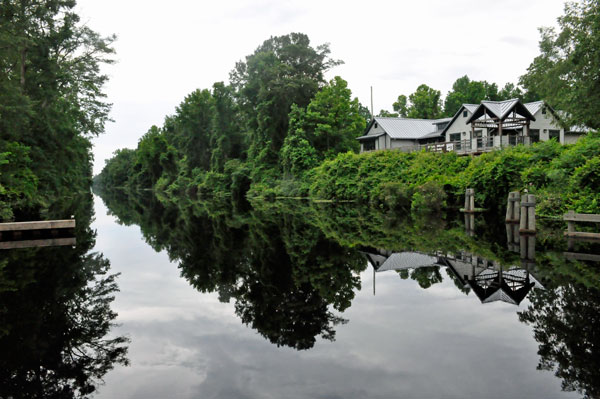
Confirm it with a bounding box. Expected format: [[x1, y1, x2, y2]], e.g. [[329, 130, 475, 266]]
[[549, 129, 560, 141], [542, 107, 547, 115], [374, 123, 378, 128], [529, 129, 540, 143], [363, 140, 376, 151], [450, 133, 461, 142], [474, 130, 483, 138], [463, 110, 468, 117]]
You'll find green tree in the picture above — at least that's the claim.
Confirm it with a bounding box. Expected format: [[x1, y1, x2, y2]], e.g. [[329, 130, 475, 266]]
[[210, 82, 245, 172], [0, 0, 115, 215], [281, 76, 364, 174], [520, 0, 600, 129], [393, 94, 409, 117], [230, 33, 342, 169], [407, 84, 443, 119]]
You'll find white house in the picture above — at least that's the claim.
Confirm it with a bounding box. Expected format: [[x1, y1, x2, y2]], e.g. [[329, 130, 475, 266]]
[[441, 99, 586, 147], [356, 116, 451, 153], [357, 99, 588, 154]]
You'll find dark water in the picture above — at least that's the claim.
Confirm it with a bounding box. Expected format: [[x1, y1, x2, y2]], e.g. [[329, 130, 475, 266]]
[[1, 193, 599, 399]]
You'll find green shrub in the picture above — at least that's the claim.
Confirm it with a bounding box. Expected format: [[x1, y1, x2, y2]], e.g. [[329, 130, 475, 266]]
[[411, 181, 447, 213], [375, 182, 413, 211]]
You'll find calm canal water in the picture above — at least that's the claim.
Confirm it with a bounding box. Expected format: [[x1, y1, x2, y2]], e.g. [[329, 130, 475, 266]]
[[1, 193, 598, 398]]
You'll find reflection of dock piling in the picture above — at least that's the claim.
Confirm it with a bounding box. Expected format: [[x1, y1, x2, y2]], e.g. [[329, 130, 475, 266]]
[[520, 235, 536, 268], [0, 219, 76, 250], [506, 222, 536, 267], [464, 214, 475, 236]]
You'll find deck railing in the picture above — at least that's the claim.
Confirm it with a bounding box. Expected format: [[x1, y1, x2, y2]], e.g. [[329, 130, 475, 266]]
[[393, 136, 531, 155]]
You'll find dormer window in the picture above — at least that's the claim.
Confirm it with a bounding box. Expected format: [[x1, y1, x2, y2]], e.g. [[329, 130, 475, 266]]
[[374, 122, 378, 128], [463, 110, 468, 117]]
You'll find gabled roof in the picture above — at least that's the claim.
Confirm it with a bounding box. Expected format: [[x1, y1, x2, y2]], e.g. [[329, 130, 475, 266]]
[[466, 98, 536, 124], [441, 104, 479, 136], [359, 117, 450, 141], [524, 100, 544, 116], [375, 252, 439, 272]]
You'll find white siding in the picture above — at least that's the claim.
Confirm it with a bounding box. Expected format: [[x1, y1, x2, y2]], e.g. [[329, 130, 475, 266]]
[[445, 109, 488, 142], [564, 133, 584, 144], [366, 122, 387, 137], [390, 139, 418, 148], [529, 109, 564, 143]]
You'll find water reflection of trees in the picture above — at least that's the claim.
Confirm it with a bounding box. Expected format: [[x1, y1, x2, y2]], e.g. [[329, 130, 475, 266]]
[[0, 194, 128, 398], [98, 188, 600, 396], [99, 191, 366, 350], [518, 255, 600, 399]]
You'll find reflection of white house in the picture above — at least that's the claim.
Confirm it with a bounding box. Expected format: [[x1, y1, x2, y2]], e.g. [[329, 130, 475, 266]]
[[362, 249, 544, 305], [357, 99, 588, 154]]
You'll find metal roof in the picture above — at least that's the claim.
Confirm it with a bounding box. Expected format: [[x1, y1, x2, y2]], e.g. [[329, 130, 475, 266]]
[[466, 98, 536, 124], [375, 252, 439, 272], [525, 100, 544, 116], [464, 104, 479, 114], [368, 117, 450, 140]]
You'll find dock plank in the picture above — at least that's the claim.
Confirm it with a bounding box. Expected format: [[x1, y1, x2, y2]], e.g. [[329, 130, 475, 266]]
[[0, 219, 75, 232], [0, 237, 76, 250]]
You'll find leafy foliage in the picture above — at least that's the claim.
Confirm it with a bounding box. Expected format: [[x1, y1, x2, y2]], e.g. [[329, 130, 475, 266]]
[[0, 0, 114, 219], [520, 0, 600, 129]]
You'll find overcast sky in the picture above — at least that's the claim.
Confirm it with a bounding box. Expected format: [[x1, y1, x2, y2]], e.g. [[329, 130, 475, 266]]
[[77, 0, 567, 175]]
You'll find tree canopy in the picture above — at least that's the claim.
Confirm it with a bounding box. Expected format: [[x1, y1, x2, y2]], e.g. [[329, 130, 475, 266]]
[[0, 0, 115, 220], [520, 0, 600, 129]]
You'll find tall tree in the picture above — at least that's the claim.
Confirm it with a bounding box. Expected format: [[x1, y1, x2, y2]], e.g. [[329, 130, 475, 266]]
[[230, 33, 341, 170], [0, 0, 115, 217], [281, 77, 364, 175], [407, 84, 443, 119], [520, 0, 600, 129], [393, 94, 409, 117]]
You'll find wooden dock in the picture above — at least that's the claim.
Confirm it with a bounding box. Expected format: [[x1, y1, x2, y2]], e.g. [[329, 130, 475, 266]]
[[564, 211, 600, 239], [0, 219, 75, 232], [0, 237, 76, 250]]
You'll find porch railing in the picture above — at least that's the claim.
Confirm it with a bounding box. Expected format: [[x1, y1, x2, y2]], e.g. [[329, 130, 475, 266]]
[[394, 136, 531, 155]]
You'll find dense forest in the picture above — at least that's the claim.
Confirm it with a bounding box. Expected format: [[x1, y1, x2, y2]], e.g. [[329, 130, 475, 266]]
[[0, 2, 129, 395], [94, 1, 600, 218], [0, 0, 114, 221]]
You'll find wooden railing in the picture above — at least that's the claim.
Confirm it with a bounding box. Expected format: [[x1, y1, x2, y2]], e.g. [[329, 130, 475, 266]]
[[564, 210, 600, 239], [394, 136, 532, 155]]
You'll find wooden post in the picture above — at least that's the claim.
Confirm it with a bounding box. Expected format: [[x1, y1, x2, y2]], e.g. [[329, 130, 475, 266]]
[[463, 188, 475, 212], [527, 194, 536, 232], [566, 210, 575, 235], [465, 189, 470, 212], [514, 192, 521, 222], [505, 192, 521, 223], [519, 194, 536, 234], [499, 121, 503, 149], [469, 189, 475, 212], [505, 192, 514, 222], [519, 195, 528, 232]]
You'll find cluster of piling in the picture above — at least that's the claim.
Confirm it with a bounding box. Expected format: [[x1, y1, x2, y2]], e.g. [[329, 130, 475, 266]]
[[463, 189, 476, 213], [505, 191, 536, 234]]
